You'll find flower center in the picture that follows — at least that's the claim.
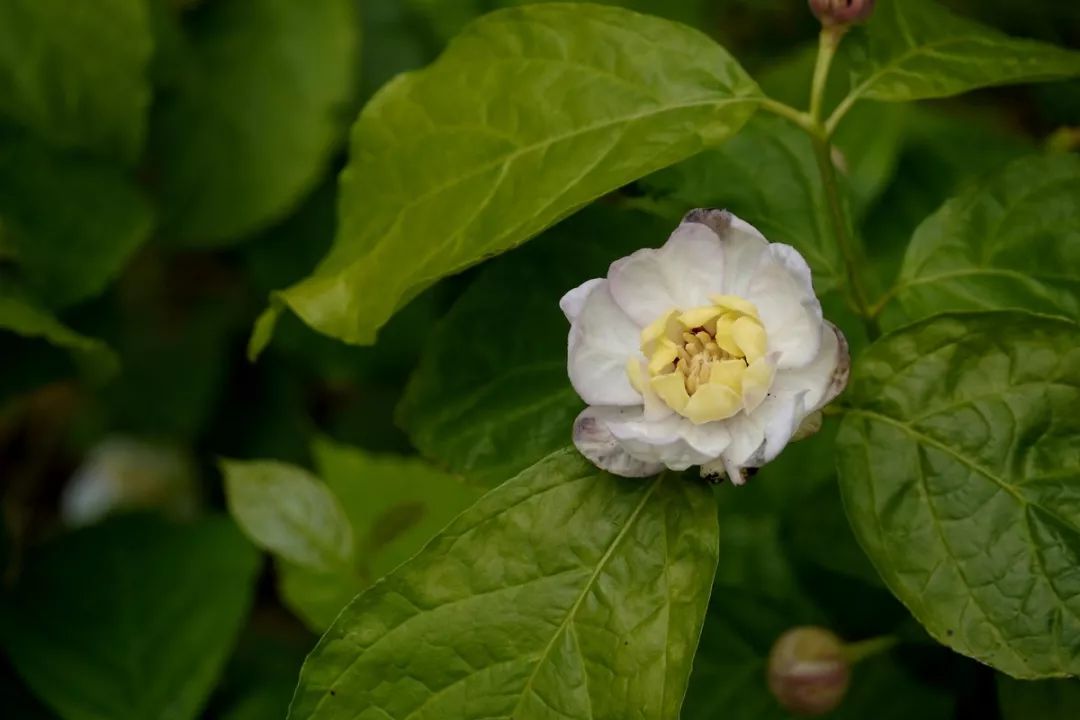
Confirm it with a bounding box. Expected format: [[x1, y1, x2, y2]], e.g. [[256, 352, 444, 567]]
[[626, 295, 774, 424]]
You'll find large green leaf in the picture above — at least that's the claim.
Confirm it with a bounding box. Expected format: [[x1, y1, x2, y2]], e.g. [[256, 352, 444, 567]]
[[0, 0, 151, 162], [153, 0, 359, 246], [833, 0, 1080, 121], [222, 459, 355, 571], [0, 133, 153, 308], [288, 450, 718, 720], [312, 436, 482, 581], [256, 3, 761, 350], [837, 312, 1080, 678], [998, 676, 1080, 720], [398, 206, 669, 484], [640, 113, 845, 292], [0, 515, 259, 720], [409, 0, 709, 42], [894, 153, 1080, 323]]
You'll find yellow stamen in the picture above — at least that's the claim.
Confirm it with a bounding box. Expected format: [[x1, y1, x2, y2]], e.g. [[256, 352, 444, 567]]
[[627, 293, 774, 423]]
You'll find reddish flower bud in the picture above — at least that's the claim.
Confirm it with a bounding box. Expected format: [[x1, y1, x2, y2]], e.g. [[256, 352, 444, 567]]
[[809, 0, 876, 27], [767, 626, 851, 716]]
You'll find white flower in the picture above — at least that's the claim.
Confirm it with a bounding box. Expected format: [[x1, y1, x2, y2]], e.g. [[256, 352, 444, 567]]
[[561, 209, 849, 484]]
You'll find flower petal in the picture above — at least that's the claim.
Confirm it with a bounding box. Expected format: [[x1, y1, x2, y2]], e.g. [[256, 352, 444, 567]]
[[605, 412, 730, 471], [745, 243, 824, 369], [567, 280, 641, 406], [684, 210, 770, 297], [608, 221, 724, 325], [710, 391, 808, 483], [573, 406, 663, 478], [770, 321, 849, 411], [559, 278, 604, 323]]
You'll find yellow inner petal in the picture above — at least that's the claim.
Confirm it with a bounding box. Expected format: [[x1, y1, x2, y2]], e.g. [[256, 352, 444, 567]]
[[626, 293, 774, 424]]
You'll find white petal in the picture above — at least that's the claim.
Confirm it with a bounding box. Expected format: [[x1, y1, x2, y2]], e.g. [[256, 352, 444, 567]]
[[573, 406, 663, 478], [770, 321, 850, 411], [567, 280, 642, 406], [605, 412, 730, 471], [707, 212, 771, 297], [714, 391, 808, 482], [559, 278, 603, 323], [608, 221, 724, 326], [745, 243, 824, 370]]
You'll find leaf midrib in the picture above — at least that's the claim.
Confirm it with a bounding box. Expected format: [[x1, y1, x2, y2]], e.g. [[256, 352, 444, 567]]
[[849, 408, 1080, 534], [509, 473, 666, 718], [303, 95, 759, 296]]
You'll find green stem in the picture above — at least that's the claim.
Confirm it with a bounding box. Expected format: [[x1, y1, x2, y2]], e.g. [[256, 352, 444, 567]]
[[811, 134, 877, 338], [807, 26, 880, 340], [759, 98, 816, 134], [810, 27, 845, 123], [842, 635, 898, 665]]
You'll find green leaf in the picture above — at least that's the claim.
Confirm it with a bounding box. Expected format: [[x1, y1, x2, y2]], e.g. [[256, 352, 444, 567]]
[[153, 0, 359, 246], [223, 459, 354, 571], [998, 676, 1080, 720], [859, 105, 1033, 316], [836, 312, 1080, 678], [261, 3, 761, 349], [398, 205, 669, 484], [0, 288, 117, 372], [834, 0, 1080, 118], [409, 0, 710, 43], [0, 133, 153, 308], [0, 0, 152, 162], [640, 113, 845, 292], [895, 153, 1080, 323], [288, 450, 718, 720], [228, 440, 483, 633], [0, 515, 260, 720], [276, 560, 365, 634], [312, 436, 482, 581]]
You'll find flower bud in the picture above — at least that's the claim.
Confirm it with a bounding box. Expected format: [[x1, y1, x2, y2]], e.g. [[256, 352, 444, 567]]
[[808, 0, 875, 27], [767, 626, 850, 716]]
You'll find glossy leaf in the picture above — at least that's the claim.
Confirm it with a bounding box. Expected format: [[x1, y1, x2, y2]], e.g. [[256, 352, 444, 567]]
[[895, 153, 1080, 322], [153, 0, 359, 246], [0, 0, 152, 162], [312, 436, 482, 581], [0, 133, 153, 308], [835, 0, 1080, 115], [222, 459, 354, 571], [837, 312, 1080, 678], [398, 206, 669, 484], [289, 450, 718, 720], [640, 113, 845, 292], [0, 515, 259, 720], [998, 676, 1080, 720], [258, 3, 760, 350]]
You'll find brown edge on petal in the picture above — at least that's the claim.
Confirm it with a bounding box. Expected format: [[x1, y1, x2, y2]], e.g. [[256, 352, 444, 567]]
[[572, 407, 662, 478], [681, 208, 732, 237], [821, 321, 850, 408]]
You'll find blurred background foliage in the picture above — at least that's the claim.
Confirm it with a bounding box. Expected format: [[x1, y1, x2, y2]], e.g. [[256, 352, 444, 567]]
[[0, 0, 1077, 718]]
